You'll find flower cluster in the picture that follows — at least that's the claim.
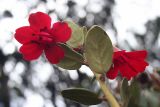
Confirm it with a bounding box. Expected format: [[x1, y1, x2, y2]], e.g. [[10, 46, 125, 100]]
[[14, 11, 149, 80], [106, 47, 148, 80], [15, 12, 71, 64]]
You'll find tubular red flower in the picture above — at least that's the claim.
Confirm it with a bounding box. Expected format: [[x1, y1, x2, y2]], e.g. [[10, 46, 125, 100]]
[[15, 12, 72, 64], [106, 48, 149, 80]]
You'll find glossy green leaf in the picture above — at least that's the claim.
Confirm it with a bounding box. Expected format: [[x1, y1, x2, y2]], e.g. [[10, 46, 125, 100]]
[[57, 43, 84, 70], [61, 88, 102, 105], [84, 25, 113, 73], [66, 21, 84, 48]]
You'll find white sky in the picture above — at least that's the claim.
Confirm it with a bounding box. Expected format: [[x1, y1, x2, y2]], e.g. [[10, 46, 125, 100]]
[[113, 0, 160, 50]]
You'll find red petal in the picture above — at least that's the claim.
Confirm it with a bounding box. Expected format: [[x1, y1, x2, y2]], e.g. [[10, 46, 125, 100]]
[[126, 50, 147, 59], [44, 45, 64, 64], [51, 22, 71, 43], [20, 43, 43, 60], [111, 50, 148, 80], [106, 66, 119, 79], [29, 12, 51, 31], [15, 26, 34, 44], [119, 63, 137, 80], [127, 59, 148, 73], [113, 51, 125, 59]]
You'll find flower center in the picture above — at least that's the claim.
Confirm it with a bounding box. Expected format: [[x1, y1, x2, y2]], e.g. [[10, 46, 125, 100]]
[[32, 32, 54, 44]]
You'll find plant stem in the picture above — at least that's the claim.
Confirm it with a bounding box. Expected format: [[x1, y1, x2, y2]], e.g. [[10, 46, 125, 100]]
[[94, 73, 120, 107]]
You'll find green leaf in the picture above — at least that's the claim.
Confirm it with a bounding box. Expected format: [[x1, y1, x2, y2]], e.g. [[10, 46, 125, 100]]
[[57, 44, 84, 70], [127, 79, 141, 107], [120, 79, 141, 107], [84, 25, 113, 74], [61, 88, 102, 105], [82, 26, 87, 37], [120, 78, 129, 101], [120, 78, 130, 107], [129, 79, 140, 102], [82, 26, 88, 44], [66, 21, 84, 48]]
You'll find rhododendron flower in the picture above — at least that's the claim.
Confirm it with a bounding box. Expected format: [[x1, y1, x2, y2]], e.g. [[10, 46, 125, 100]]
[[15, 12, 71, 64], [106, 48, 149, 80]]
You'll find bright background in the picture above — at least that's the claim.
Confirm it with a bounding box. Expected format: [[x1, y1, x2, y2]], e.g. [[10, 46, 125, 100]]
[[0, 0, 160, 107]]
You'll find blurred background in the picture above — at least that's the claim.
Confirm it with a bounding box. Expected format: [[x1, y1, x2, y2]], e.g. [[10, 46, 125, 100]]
[[0, 0, 160, 107]]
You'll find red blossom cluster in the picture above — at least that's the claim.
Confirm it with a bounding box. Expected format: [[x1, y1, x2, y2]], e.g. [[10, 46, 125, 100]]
[[14, 12, 149, 80], [106, 47, 148, 80], [15, 12, 71, 64]]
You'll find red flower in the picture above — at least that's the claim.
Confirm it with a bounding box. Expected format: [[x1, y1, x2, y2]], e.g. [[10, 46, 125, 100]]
[[15, 12, 71, 64], [106, 48, 149, 80]]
